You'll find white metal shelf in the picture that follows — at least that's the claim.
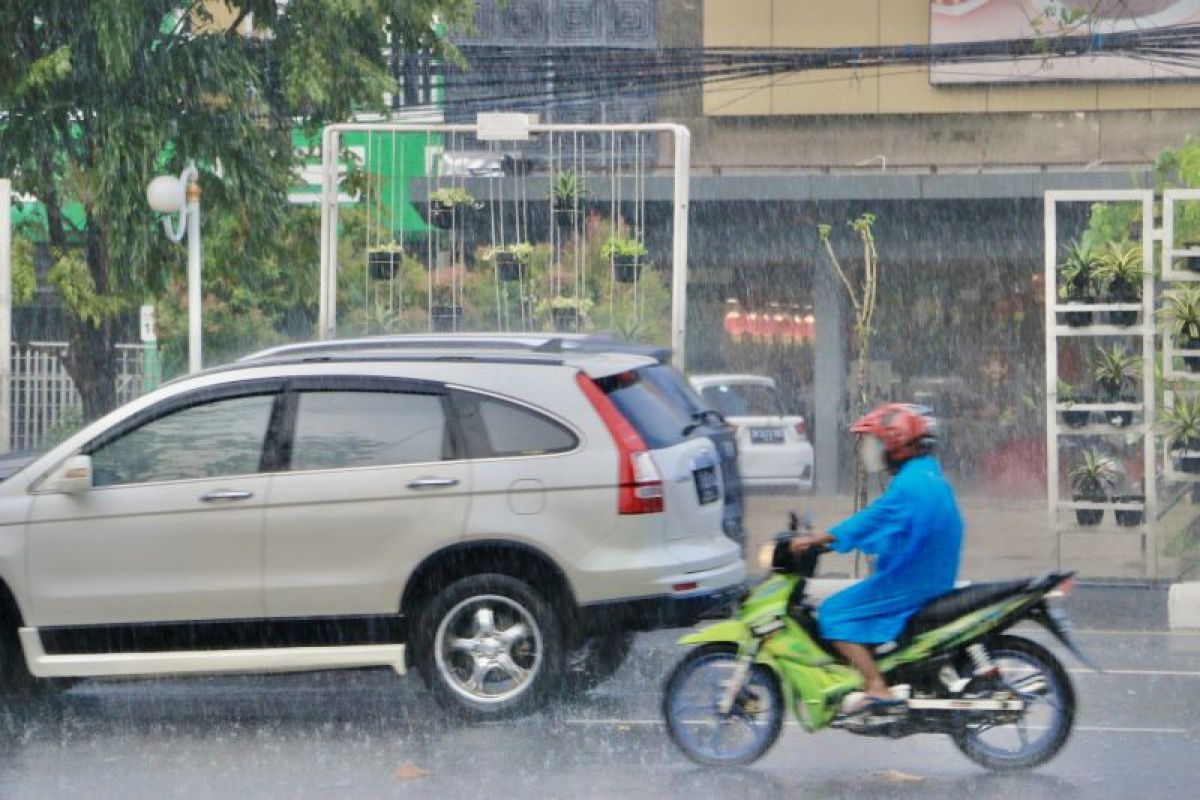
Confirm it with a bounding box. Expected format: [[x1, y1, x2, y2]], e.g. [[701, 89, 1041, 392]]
[[1044, 190, 1157, 578]]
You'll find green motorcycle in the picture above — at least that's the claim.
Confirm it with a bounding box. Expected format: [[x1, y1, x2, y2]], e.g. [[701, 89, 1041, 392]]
[[663, 514, 1097, 771]]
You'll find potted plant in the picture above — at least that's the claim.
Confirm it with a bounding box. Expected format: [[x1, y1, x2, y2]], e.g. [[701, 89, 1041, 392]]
[[546, 296, 593, 332], [549, 171, 589, 232], [428, 187, 478, 229], [601, 236, 648, 283], [1057, 379, 1090, 429], [1094, 240, 1145, 326], [1157, 285, 1200, 372], [366, 242, 406, 281], [487, 242, 533, 282], [1090, 343, 1141, 427], [1161, 395, 1200, 474], [1056, 240, 1098, 327], [1068, 448, 1117, 526]]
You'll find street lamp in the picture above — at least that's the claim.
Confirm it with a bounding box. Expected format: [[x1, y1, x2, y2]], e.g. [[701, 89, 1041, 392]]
[[146, 162, 202, 373]]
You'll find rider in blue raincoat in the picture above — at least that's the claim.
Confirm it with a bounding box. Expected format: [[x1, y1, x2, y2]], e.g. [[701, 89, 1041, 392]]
[[790, 403, 963, 710]]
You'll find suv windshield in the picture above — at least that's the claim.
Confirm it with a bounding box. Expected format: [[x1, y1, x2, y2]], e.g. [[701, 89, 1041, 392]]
[[700, 383, 785, 417]]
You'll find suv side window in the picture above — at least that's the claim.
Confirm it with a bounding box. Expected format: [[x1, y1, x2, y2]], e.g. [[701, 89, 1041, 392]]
[[289, 390, 448, 471], [90, 393, 276, 487], [450, 391, 577, 458]]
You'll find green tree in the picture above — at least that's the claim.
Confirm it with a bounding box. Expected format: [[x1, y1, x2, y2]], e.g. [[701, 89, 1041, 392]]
[[0, 1, 470, 418]]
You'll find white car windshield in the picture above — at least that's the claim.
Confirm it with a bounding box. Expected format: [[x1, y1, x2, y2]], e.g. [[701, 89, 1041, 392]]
[[700, 384, 786, 417]]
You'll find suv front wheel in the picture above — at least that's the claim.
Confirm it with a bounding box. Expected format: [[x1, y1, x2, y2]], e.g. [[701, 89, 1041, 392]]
[[414, 574, 563, 719]]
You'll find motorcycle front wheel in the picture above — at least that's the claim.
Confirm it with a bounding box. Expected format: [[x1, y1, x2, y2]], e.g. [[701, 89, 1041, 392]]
[[951, 634, 1076, 771], [662, 643, 784, 767]]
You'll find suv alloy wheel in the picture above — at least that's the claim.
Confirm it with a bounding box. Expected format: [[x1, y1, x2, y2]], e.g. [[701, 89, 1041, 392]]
[[414, 574, 563, 719]]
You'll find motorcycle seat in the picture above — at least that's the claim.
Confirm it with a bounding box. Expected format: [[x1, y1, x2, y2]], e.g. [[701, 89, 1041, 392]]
[[896, 579, 1030, 644]]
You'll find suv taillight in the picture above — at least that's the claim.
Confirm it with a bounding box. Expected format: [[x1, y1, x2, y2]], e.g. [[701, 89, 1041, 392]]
[[576, 373, 665, 515]]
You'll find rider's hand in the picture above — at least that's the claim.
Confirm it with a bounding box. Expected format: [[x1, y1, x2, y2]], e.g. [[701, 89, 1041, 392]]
[[789, 531, 834, 553]]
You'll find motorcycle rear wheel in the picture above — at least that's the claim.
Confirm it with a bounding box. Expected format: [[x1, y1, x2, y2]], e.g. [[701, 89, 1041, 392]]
[[662, 643, 784, 767], [951, 634, 1076, 771]]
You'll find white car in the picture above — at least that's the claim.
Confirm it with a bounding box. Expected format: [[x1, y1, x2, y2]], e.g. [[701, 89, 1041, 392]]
[[689, 374, 814, 491], [0, 341, 744, 718]]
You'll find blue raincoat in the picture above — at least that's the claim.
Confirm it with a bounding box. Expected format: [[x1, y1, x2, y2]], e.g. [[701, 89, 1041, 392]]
[[818, 455, 963, 644]]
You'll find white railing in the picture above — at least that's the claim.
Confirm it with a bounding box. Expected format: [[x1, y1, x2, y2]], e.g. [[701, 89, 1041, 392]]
[[8, 342, 147, 452]]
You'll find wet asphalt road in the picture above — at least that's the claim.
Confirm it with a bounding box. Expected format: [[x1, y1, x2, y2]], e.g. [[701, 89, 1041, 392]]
[[0, 626, 1196, 799]]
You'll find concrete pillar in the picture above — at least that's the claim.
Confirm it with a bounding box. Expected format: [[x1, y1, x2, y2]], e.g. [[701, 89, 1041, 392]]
[[813, 253, 845, 494], [0, 179, 10, 453]]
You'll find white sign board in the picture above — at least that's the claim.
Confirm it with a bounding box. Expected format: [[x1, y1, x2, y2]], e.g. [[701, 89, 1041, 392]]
[[139, 304, 157, 343]]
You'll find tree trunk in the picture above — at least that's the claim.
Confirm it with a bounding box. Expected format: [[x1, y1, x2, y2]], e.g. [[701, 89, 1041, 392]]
[[65, 316, 118, 421]]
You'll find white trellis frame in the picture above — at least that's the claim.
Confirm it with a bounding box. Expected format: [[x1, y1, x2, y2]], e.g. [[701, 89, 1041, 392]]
[[316, 118, 693, 368], [1044, 190, 1158, 578]]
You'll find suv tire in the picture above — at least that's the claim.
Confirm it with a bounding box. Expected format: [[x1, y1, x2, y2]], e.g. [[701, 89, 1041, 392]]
[[414, 574, 562, 719]]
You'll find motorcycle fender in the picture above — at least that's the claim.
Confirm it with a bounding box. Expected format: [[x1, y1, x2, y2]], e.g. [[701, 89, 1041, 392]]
[[678, 620, 752, 648]]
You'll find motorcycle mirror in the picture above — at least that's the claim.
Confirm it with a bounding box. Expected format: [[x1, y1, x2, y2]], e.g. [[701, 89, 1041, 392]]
[[788, 512, 799, 532]]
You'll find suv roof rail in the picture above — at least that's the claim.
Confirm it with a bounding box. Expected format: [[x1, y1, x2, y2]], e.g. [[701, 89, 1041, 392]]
[[242, 332, 672, 364]]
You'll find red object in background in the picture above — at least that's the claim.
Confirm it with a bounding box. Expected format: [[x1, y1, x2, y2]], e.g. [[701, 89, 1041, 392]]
[[724, 308, 746, 338], [978, 438, 1046, 498]]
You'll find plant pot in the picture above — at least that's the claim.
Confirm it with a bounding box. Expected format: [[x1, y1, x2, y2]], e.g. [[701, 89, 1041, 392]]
[[1099, 389, 1135, 428], [1180, 336, 1200, 372], [1105, 278, 1140, 326], [1072, 492, 1105, 526], [495, 252, 522, 282], [1114, 495, 1145, 527], [1060, 393, 1093, 428], [368, 250, 404, 281], [430, 204, 455, 229], [552, 307, 583, 332], [1180, 452, 1200, 474], [430, 304, 462, 332], [1182, 242, 1200, 272], [613, 254, 641, 284], [1062, 310, 1092, 327]]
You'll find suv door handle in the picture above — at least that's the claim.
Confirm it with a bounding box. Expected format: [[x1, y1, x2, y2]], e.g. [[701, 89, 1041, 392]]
[[200, 489, 254, 503], [406, 477, 459, 490]]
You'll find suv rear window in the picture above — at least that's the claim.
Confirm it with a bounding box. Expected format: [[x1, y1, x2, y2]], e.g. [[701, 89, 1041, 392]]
[[595, 368, 692, 450]]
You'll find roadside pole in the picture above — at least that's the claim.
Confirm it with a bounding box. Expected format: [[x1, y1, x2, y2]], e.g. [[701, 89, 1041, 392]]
[[1, 179, 11, 453]]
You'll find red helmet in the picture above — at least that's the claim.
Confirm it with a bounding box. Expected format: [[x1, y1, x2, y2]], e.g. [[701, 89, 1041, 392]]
[[850, 403, 937, 462]]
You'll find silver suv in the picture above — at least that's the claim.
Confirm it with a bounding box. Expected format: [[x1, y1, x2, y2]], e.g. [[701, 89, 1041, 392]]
[[0, 344, 744, 717]]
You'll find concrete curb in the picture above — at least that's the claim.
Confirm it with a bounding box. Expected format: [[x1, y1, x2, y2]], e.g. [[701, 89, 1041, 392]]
[[1169, 582, 1200, 630]]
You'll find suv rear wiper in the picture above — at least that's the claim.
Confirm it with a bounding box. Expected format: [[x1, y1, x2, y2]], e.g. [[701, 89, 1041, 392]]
[[682, 408, 726, 436]]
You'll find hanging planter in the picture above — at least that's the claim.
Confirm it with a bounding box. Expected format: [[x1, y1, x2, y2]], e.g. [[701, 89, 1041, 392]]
[[1114, 495, 1145, 527], [430, 304, 463, 332], [487, 243, 533, 283], [1056, 239, 1097, 327], [367, 246, 405, 281], [1068, 449, 1116, 527], [1162, 395, 1200, 473], [549, 171, 589, 235], [602, 236, 648, 284], [428, 187, 479, 230], [1094, 240, 1144, 326], [544, 297, 593, 333]]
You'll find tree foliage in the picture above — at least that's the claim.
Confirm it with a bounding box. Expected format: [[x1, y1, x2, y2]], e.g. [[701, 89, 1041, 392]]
[[0, 0, 471, 417]]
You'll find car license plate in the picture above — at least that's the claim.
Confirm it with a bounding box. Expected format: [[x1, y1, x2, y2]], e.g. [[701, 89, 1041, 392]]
[[694, 466, 720, 505], [750, 427, 785, 444]]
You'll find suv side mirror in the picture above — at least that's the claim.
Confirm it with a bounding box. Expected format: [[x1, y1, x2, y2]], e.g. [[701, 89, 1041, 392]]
[[46, 455, 93, 494]]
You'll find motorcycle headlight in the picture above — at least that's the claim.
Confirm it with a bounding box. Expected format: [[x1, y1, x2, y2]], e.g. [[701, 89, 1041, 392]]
[[757, 543, 775, 572]]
